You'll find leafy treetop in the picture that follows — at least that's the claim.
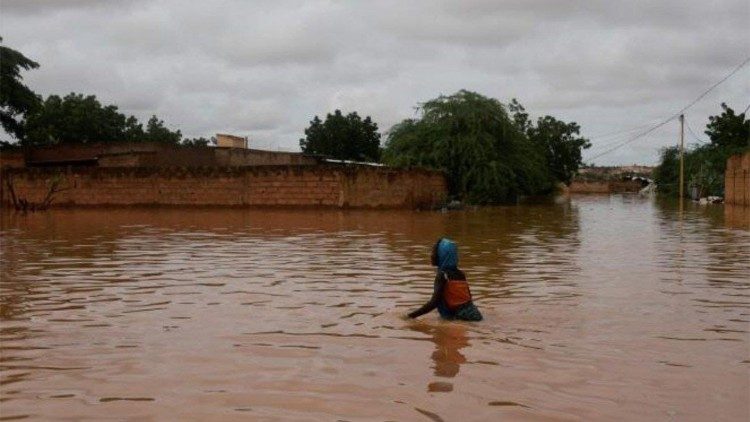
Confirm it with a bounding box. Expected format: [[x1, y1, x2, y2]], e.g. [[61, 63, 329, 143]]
[[23, 93, 182, 145], [705, 102, 749, 150], [510, 99, 591, 185], [299, 110, 381, 162], [383, 90, 551, 203], [0, 37, 41, 140]]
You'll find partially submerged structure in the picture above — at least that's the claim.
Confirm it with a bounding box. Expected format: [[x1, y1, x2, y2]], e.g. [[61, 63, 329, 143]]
[[0, 139, 447, 210]]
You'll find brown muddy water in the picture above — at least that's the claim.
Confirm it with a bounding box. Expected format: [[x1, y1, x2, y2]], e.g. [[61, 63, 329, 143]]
[[1, 196, 748, 421]]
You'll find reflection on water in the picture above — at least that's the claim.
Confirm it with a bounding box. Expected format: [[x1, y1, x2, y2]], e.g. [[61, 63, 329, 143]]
[[409, 322, 469, 393], [0, 196, 748, 421]]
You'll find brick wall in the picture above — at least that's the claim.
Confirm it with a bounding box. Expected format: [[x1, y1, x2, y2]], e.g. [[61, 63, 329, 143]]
[[0, 165, 446, 209], [214, 148, 319, 166], [725, 151, 750, 207], [0, 151, 24, 168]]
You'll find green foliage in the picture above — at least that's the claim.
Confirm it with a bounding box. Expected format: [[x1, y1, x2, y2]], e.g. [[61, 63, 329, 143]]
[[23, 93, 182, 145], [299, 110, 381, 161], [0, 37, 41, 140], [529, 116, 590, 184], [656, 144, 734, 197], [24, 93, 140, 145], [705, 103, 749, 149], [0, 140, 21, 150], [653, 146, 680, 195], [181, 136, 215, 147], [383, 90, 552, 203], [655, 104, 749, 197], [510, 99, 591, 185], [383, 91, 590, 203], [144, 115, 181, 144]]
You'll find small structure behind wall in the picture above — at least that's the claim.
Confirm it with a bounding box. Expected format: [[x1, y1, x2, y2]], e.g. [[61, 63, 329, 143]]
[[216, 134, 248, 149]]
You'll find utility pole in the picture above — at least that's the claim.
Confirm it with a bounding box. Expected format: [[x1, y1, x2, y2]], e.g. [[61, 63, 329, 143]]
[[679, 114, 685, 203]]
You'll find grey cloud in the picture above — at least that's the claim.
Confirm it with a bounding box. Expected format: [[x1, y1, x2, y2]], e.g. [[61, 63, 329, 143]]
[[1, 0, 140, 15]]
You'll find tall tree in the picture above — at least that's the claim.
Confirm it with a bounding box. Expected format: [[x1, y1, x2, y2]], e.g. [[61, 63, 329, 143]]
[[299, 110, 381, 162], [509, 99, 591, 185], [0, 37, 41, 140], [383, 90, 551, 203], [23, 93, 182, 145], [528, 116, 591, 185], [705, 103, 749, 150], [24, 93, 142, 145], [144, 115, 182, 144]]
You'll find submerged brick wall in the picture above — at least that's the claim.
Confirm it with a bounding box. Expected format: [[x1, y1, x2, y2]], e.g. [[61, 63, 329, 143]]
[[0, 151, 24, 168], [725, 152, 749, 207], [568, 180, 643, 194], [0, 165, 446, 209]]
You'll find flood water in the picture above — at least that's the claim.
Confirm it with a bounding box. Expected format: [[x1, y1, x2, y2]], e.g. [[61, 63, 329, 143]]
[[1, 196, 748, 421]]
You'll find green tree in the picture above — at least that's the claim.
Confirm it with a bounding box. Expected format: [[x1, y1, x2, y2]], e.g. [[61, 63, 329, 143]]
[[705, 103, 749, 149], [0, 37, 41, 140], [181, 136, 215, 147], [528, 116, 590, 185], [655, 103, 749, 197], [383, 90, 551, 203], [299, 110, 381, 161], [24, 93, 143, 145], [23, 93, 182, 145], [653, 146, 680, 195], [144, 115, 181, 144], [508, 98, 532, 133], [509, 99, 591, 185]]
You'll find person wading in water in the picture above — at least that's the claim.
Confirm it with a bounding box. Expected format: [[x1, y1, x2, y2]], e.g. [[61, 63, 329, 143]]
[[407, 238, 483, 321]]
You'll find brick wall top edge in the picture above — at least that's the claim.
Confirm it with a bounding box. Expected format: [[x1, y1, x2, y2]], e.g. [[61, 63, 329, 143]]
[[1, 163, 446, 177]]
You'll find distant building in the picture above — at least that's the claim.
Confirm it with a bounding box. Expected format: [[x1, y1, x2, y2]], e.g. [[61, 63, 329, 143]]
[[578, 165, 654, 179], [216, 134, 248, 149]]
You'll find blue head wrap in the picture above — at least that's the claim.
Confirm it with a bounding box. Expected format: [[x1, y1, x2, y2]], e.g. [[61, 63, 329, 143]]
[[436, 238, 459, 271]]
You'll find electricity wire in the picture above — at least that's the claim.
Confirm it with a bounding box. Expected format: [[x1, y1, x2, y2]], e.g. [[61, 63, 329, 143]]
[[585, 55, 750, 161], [684, 117, 708, 143]]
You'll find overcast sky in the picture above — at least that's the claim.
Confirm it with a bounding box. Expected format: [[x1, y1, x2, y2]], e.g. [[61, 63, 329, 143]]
[[2, 0, 748, 165]]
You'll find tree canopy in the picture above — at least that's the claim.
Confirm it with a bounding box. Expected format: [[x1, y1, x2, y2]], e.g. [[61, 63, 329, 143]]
[[299, 110, 381, 162], [705, 103, 749, 150], [181, 136, 215, 147], [23, 93, 182, 145], [382, 90, 589, 204], [0, 39, 189, 146], [509, 99, 591, 185], [0, 37, 41, 140], [655, 103, 749, 197]]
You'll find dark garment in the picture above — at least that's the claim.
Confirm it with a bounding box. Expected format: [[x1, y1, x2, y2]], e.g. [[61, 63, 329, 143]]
[[408, 269, 482, 321], [451, 302, 483, 321]]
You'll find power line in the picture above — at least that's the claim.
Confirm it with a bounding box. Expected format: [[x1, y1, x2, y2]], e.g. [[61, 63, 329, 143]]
[[586, 114, 675, 161], [684, 117, 708, 143], [586, 131, 649, 152], [586, 118, 669, 152], [674, 56, 750, 116], [586, 122, 665, 151], [587, 118, 664, 140], [585, 55, 750, 161]]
